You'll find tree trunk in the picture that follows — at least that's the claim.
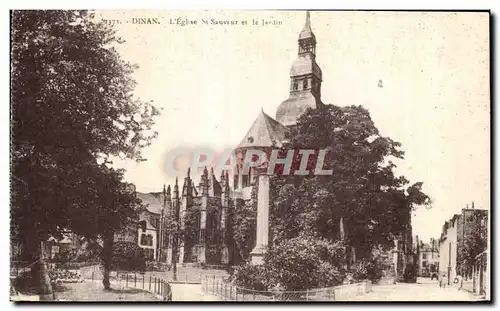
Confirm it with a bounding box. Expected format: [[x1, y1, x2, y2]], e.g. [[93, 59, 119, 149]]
[[34, 240, 53, 301], [101, 230, 114, 290]]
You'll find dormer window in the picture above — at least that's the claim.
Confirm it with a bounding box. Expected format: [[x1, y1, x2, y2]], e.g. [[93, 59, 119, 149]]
[[247, 136, 254, 143]]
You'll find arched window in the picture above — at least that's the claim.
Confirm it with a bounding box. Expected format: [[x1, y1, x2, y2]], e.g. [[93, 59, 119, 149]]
[[293, 81, 298, 91], [303, 79, 308, 90]]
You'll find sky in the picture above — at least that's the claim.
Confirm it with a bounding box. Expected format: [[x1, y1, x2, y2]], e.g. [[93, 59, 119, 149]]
[[96, 10, 490, 241]]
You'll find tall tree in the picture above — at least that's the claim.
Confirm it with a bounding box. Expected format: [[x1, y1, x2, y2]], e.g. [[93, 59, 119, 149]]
[[269, 104, 431, 259], [11, 10, 160, 295], [461, 212, 488, 277]]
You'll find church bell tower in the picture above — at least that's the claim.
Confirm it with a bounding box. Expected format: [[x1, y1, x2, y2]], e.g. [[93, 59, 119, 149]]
[[276, 11, 323, 127]]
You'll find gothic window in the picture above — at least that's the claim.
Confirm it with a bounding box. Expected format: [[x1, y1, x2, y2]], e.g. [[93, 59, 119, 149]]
[[144, 248, 154, 260], [141, 233, 153, 246], [200, 230, 206, 244], [221, 229, 226, 242], [303, 79, 308, 90], [140, 234, 153, 246], [242, 174, 249, 188]]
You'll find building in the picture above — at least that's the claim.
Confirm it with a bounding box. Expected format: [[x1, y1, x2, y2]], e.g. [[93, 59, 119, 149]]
[[415, 237, 439, 277], [130, 11, 335, 266], [438, 205, 488, 284], [438, 214, 460, 283], [117, 12, 362, 267]]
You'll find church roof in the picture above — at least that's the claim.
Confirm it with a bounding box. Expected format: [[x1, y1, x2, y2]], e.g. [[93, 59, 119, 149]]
[[237, 109, 289, 149], [136, 192, 163, 214]]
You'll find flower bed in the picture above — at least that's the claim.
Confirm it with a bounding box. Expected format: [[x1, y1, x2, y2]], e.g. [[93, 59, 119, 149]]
[[49, 269, 84, 284]]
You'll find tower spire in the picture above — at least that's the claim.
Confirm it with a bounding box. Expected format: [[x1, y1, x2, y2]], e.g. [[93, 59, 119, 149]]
[[276, 10, 322, 127], [298, 10, 316, 50]]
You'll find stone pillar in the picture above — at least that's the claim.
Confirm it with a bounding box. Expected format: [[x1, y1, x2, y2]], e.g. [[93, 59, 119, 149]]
[[221, 171, 229, 265], [178, 243, 185, 264], [166, 246, 173, 265], [198, 168, 209, 264], [199, 199, 207, 263], [251, 172, 270, 265], [220, 205, 228, 264]]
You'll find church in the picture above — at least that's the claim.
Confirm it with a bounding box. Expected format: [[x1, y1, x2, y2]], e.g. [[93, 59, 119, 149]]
[[132, 11, 327, 265]]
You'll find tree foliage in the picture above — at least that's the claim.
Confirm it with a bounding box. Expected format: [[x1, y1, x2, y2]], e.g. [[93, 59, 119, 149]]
[[232, 195, 256, 262], [11, 10, 160, 292], [351, 246, 392, 283], [11, 9, 159, 250], [231, 236, 346, 291], [111, 241, 146, 272], [462, 212, 488, 273], [264, 235, 346, 290], [269, 105, 431, 258]]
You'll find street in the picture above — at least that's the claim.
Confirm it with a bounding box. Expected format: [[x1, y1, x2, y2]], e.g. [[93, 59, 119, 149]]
[[351, 278, 478, 302], [168, 277, 480, 302]]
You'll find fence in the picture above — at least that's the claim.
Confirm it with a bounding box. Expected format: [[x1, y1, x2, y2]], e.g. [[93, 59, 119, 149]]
[[80, 264, 228, 284], [84, 271, 172, 301], [201, 275, 372, 301]]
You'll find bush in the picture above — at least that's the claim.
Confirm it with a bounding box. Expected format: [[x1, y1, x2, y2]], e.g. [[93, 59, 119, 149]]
[[263, 236, 346, 290], [145, 261, 169, 271], [48, 268, 83, 283], [351, 260, 370, 281], [351, 246, 392, 284], [351, 260, 384, 284], [112, 242, 146, 272], [56, 261, 98, 270], [231, 263, 269, 291], [351, 258, 387, 284], [231, 237, 347, 291]]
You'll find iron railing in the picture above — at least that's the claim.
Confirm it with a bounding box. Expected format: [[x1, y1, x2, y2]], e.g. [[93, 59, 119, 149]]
[[201, 275, 371, 301], [84, 271, 172, 301]]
